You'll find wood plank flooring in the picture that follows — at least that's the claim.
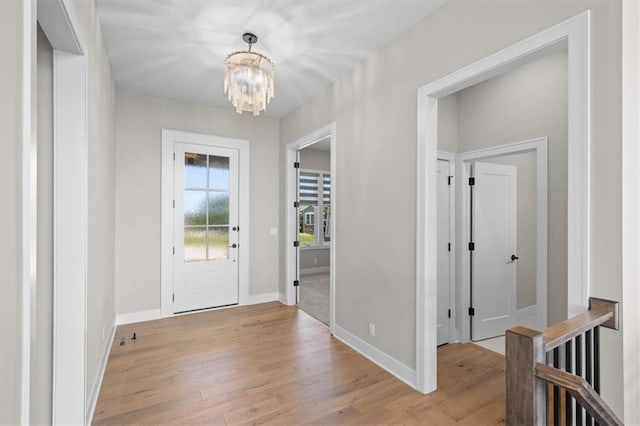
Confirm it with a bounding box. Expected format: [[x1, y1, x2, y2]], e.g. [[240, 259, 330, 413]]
[[93, 302, 506, 425]]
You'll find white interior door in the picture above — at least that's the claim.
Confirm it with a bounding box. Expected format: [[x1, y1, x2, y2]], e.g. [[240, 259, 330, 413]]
[[173, 143, 239, 313], [471, 161, 517, 341], [437, 160, 452, 345]]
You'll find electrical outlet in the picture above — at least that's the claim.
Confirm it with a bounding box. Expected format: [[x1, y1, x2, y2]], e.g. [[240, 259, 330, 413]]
[[313, 258, 318, 265], [269, 227, 278, 236], [102, 325, 107, 340], [369, 323, 376, 337]]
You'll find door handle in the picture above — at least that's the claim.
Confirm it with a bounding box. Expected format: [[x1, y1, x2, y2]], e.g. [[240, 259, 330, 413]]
[[230, 243, 238, 248], [511, 254, 519, 261]]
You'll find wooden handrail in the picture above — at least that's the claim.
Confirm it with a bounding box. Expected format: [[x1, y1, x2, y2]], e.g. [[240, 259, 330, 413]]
[[543, 309, 612, 351], [543, 297, 619, 351], [536, 363, 623, 426]]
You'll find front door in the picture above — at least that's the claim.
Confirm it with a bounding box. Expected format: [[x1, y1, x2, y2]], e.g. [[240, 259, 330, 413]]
[[173, 143, 239, 313], [471, 161, 517, 341]]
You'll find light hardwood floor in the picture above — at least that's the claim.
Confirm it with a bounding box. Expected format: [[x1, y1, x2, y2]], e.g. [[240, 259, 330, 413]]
[[93, 303, 506, 425]]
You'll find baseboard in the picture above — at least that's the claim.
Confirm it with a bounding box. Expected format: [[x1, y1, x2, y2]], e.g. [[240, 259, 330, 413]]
[[247, 292, 280, 305], [517, 304, 537, 319], [333, 325, 417, 389], [278, 293, 286, 304], [116, 309, 161, 325], [300, 266, 330, 275], [86, 320, 116, 424]]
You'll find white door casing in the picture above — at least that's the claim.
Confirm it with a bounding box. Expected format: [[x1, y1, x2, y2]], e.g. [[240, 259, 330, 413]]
[[471, 162, 518, 341], [161, 129, 249, 318], [173, 143, 239, 313], [437, 160, 452, 345]]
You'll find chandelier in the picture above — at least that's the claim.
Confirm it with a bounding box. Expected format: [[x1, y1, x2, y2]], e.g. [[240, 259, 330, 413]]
[[224, 32, 275, 116]]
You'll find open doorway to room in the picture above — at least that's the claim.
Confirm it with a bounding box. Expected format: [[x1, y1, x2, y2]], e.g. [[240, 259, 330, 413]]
[[285, 123, 336, 332], [435, 46, 567, 355], [296, 140, 331, 325]]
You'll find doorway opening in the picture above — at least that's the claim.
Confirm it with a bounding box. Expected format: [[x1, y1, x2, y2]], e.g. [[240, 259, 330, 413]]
[[436, 49, 561, 352], [285, 123, 336, 333], [417, 11, 590, 393], [297, 142, 331, 325]]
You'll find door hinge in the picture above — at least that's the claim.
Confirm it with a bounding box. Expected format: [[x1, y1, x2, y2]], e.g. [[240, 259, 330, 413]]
[[448, 309, 451, 318], [173, 246, 175, 255], [173, 153, 176, 161], [173, 200, 175, 208], [468, 242, 475, 251], [294, 161, 300, 169], [448, 242, 451, 252], [172, 293, 175, 302], [448, 176, 453, 185], [293, 201, 299, 208], [468, 307, 475, 316], [293, 280, 300, 287], [468, 177, 475, 186], [293, 241, 300, 247]]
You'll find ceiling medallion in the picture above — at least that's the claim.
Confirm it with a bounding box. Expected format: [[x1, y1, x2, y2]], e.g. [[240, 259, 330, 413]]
[[224, 32, 275, 116]]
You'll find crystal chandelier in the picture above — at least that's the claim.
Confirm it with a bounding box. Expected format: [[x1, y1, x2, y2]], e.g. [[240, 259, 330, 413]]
[[224, 32, 275, 116]]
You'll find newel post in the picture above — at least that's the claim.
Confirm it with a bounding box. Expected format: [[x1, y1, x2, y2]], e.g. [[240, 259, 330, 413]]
[[506, 326, 546, 425]]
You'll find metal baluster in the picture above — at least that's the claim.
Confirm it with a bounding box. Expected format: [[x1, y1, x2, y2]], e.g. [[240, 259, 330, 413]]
[[553, 347, 560, 425], [594, 326, 600, 426], [566, 340, 573, 425], [576, 334, 583, 425], [586, 330, 593, 426]]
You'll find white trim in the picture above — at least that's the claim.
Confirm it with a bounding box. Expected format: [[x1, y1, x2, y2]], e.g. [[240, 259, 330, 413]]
[[86, 322, 116, 425], [285, 123, 336, 335], [21, 0, 37, 423], [437, 152, 457, 343], [517, 304, 537, 320], [279, 293, 286, 304], [622, 3, 640, 424], [333, 325, 416, 389], [247, 292, 280, 305], [116, 309, 162, 326], [53, 48, 88, 425], [416, 12, 590, 393], [39, 0, 90, 422], [456, 138, 549, 338], [300, 266, 330, 276], [161, 129, 250, 318]]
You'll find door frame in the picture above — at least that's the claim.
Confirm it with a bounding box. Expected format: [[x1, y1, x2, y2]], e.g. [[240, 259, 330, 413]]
[[161, 129, 250, 318], [29, 0, 89, 423], [416, 12, 590, 392], [436, 152, 456, 344], [457, 138, 549, 342], [285, 122, 336, 334]]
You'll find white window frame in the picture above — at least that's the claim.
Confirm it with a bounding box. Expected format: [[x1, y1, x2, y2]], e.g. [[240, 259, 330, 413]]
[[298, 167, 331, 249]]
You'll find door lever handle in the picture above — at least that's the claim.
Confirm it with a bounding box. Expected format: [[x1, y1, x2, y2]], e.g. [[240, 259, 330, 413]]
[[230, 243, 238, 248], [511, 254, 519, 261]]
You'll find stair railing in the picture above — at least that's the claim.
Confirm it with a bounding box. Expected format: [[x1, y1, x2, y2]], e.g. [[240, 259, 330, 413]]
[[506, 297, 622, 425]]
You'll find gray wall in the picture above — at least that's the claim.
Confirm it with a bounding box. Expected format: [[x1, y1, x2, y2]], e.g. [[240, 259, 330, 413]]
[[0, 1, 25, 422], [300, 148, 331, 271], [456, 50, 567, 324], [300, 148, 330, 171], [115, 90, 281, 315], [35, 25, 54, 425], [280, 1, 622, 414], [69, 0, 119, 405]]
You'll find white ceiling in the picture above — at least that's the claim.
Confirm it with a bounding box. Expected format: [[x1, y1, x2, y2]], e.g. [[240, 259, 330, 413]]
[[96, 0, 444, 118]]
